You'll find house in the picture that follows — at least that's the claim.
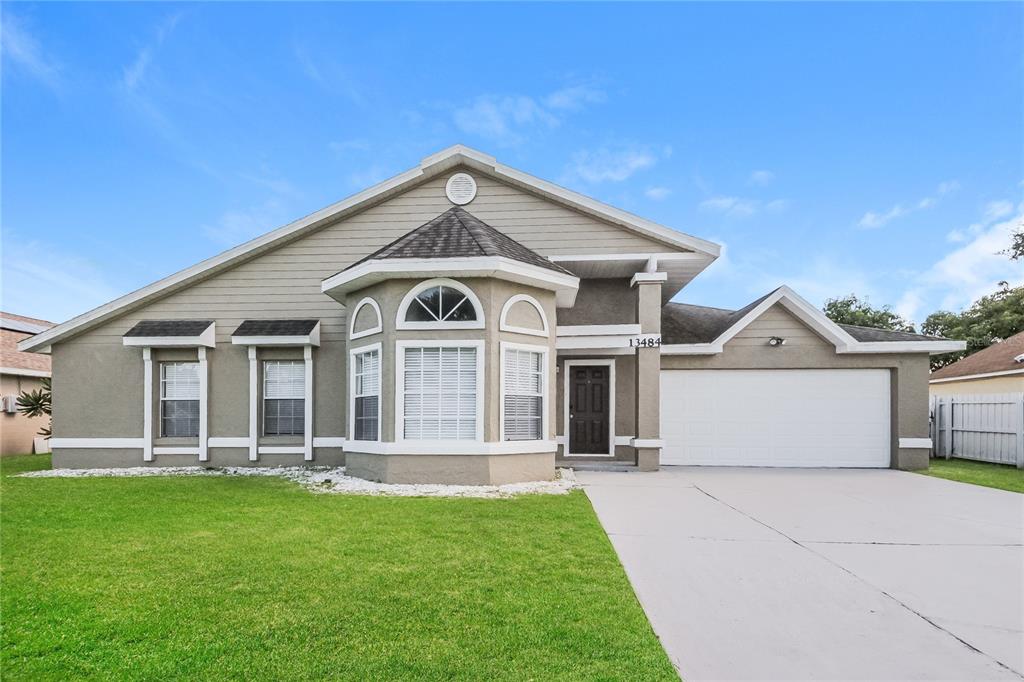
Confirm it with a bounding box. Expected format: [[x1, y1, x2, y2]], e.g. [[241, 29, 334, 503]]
[[929, 331, 1024, 395], [17, 146, 964, 483], [1, 313, 54, 455]]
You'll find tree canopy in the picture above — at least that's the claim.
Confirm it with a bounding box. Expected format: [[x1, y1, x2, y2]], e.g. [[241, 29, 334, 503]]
[[822, 295, 916, 333], [922, 283, 1024, 369]]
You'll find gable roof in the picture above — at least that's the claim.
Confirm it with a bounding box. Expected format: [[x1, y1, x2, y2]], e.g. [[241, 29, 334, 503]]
[[1, 312, 53, 376], [929, 331, 1024, 382], [342, 206, 573, 276], [661, 287, 965, 355], [19, 145, 719, 354]]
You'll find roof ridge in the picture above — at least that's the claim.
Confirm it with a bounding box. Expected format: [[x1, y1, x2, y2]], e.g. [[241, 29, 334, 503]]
[[451, 206, 490, 257]]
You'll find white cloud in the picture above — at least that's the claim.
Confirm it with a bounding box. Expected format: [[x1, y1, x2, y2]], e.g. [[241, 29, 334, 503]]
[[543, 85, 605, 111], [984, 199, 1014, 221], [201, 199, 286, 247], [565, 146, 657, 184], [452, 85, 605, 146], [857, 179, 960, 229], [699, 195, 788, 218], [121, 12, 182, 91], [857, 204, 909, 229], [644, 186, 672, 200], [1, 12, 61, 90], [0, 233, 123, 323], [749, 170, 775, 186], [918, 211, 1024, 312]]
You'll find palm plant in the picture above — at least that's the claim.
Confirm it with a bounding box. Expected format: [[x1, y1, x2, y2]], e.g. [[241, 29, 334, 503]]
[[17, 377, 52, 437]]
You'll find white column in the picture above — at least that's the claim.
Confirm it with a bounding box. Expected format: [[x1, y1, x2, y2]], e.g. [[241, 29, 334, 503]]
[[248, 346, 258, 462], [142, 347, 153, 462], [304, 345, 313, 461], [198, 347, 209, 462]]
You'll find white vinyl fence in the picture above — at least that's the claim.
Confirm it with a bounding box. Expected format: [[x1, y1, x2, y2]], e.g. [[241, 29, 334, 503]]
[[930, 393, 1024, 468]]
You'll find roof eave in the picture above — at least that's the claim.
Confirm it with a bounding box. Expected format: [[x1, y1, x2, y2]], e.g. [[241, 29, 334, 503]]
[[322, 256, 581, 307]]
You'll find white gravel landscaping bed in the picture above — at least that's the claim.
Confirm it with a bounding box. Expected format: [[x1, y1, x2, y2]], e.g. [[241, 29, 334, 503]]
[[18, 465, 579, 498]]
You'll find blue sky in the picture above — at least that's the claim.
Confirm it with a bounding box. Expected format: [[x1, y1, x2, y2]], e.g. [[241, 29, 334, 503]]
[[2, 2, 1022, 326]]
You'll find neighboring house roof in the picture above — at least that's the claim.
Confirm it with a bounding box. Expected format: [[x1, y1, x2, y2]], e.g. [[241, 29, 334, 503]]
[[341, 206, 574, 276], [20, 145, 719, 354], [233, 319, 320, 336], [929, 331, 1024, 383], [0, 312, 54, 377], [661, 288, 963, 355], [123, 320, 214, 337]]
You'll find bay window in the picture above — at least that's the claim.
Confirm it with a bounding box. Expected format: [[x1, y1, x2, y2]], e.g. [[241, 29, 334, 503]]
[[400, 344, 480, 440], [502, 347, 545, 441], [352, 347, 380, 441]]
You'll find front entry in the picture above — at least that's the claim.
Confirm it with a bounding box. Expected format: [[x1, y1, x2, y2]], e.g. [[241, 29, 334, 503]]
[[568, 363, 611, 455]]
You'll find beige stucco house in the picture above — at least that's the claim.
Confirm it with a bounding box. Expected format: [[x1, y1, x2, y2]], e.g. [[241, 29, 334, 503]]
[[929, 331, 1024, 395], [2, 313, 54, 455], [18, 146, 964, 483]]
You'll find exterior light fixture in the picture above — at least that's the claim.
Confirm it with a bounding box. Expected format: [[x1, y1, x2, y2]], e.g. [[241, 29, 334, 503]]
[[768, 336, 786, 347]]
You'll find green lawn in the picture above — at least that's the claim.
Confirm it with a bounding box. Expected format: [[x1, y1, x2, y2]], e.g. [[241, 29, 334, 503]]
[[1, 454, 675, 680], [922, 457, 1024, 494]]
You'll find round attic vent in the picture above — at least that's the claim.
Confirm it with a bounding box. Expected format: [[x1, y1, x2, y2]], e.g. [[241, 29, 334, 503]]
[[445, 172, 477, 205]]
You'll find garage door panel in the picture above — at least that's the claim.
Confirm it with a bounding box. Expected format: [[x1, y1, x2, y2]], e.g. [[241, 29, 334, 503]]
[[661, 369, 890, 467]]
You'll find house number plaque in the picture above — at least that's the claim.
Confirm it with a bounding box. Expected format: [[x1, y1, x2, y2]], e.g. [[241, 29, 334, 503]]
[[629, 334, 662, 348]]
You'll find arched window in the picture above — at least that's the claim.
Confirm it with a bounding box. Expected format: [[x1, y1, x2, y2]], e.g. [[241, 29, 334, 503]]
[[397, 279, 485, 330]]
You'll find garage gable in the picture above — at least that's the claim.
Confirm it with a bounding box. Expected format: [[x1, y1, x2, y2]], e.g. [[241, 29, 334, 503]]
[[725, 303, 832, 350]]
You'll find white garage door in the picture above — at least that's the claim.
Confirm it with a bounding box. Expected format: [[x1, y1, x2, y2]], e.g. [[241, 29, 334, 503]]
[[661, 369, 890, 467]]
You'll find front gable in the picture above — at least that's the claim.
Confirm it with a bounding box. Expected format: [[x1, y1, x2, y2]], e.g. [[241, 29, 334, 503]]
[[23, 146, 715, 351]]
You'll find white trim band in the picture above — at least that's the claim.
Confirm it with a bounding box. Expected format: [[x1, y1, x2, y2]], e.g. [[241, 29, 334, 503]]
[[630, 438, 665, 449], [929, 368, 1024, 384], [344, 440, 558, 456], [899, 438, 932, 449]]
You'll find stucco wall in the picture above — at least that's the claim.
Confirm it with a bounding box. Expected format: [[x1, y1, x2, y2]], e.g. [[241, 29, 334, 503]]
[[0, 374, 49, 455]]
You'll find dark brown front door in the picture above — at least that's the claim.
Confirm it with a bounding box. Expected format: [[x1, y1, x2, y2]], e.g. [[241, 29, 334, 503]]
[[569, 365, 610, 455]]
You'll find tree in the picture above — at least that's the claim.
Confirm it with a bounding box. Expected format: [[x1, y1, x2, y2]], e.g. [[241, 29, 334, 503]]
[[1008, 224, 1023, 261], [16, 377, 51, 437], [823, 294, 916, 333], [923, 283, 1024, 370]]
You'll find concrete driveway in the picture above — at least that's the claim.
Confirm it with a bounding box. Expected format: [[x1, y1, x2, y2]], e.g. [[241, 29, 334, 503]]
[[579, 467, 1024, 681]]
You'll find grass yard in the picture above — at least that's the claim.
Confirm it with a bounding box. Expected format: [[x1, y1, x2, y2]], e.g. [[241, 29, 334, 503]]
[[922, 457, 1024, 494], [1, 454, 676, 680]]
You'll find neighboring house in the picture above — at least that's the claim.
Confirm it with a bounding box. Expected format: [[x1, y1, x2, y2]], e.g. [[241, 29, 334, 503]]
[[18, 146, 964, 483], [929, 331, 1024, 395], [1, 313, 54, 455]]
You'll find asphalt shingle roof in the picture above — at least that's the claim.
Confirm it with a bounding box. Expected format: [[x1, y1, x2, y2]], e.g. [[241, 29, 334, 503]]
[[930, 331, 1024, 380], [342, 206, 573, 276], [232, 319, 320, 336], [123, 320, 213, 337], [662, 295, 948, 345]]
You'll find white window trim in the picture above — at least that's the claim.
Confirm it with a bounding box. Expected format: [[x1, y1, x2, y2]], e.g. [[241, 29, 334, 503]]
[[395, 278, 485, 330], [562, 358, 616, 457], [349, 297, 383, 340], [499, 341, 549, 442], [349, 342, 382, 442], [395, 339, 485, 443], [499, 294, 549, 338]]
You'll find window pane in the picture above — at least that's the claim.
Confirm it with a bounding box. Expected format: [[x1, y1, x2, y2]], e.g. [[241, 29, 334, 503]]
[[444, 297, 477, 321], [354, 396, 379, 441], [265, 361, 304, 399], [162, 399, 199, 437], [265, 398, 304, 435], [408, 286, 442, 321], [403, 346, 477, 440], [503, 350, 544, 441]]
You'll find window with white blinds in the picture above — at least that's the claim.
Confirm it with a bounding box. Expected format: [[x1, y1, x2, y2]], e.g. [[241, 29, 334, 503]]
[[160, 362, 200, 437], [353, 349, 380, 441], [264, 360, 305, 436], [503, 349, 544, 441], [403, 346, 478, 440]]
